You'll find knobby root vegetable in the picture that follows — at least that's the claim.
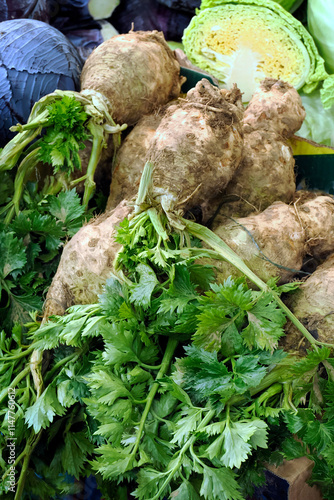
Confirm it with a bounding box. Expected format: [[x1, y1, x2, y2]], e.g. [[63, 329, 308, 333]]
[[296, 195, 334, 259], [81, 30, 185, 126], [243, 78, 307, 137], [282, 253, 334, 351], [207, 195, 334, 285], [217, 78, 306, 218], [209, 201, 305, 284], [106, 112, 164, 211], [147, 78, 244, 221], [43, 200, 132, 320]]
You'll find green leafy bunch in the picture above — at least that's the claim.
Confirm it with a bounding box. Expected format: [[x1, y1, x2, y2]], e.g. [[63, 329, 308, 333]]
[[0, 186, 88, 331], [1, 162, 334, 499], [8, 247, 327, 499], [38, 95, 89, 174]]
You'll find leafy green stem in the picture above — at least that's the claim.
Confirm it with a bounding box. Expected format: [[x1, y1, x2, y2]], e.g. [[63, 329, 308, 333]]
[[227, 365, 292, 408], [14, 429, 42, 500], [4, 148, 42, 224], [151, 408, 216, 500], [0, 365, 31, 405], [0, 344, 35, 362], [0, 109, 49, 172], [131, 338, 178, 460], [1, 449, 26, 483], [44, 344, 90, 383], [140, 362, 162, 371], [82, 124, 104, 208]]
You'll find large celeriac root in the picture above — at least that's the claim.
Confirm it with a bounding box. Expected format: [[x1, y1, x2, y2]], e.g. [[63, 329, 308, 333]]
[[43, 200, 132, 319], [147, 79, 244, 221], [81, 30, 185, 126], [297, 195, 334, 259], [282, 253, 334, 351], [30, 200, 132, 398], [207, 195, 334, 285], [217, 78, 306, 218], [208, 201, 305, 284], [106, 112, 164, 211]]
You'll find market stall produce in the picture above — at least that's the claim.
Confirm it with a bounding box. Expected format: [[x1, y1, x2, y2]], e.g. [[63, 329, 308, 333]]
[[182, 0, 334, 107], [0, 19, 83, 146], [1, 2, 334, 498], [0, 29, 184, 214]]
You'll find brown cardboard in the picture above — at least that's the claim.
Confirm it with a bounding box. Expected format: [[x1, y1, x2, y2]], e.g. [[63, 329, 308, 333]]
[[266, 457, 323, 500]]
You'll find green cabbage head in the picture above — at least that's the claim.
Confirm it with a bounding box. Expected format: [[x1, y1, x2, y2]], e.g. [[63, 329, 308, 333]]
[[182, 0, 334, 105]]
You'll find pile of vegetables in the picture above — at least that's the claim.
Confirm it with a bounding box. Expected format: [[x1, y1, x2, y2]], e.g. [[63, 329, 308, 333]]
[[0, 19, 83, 146], [1, 4, 334, 499]]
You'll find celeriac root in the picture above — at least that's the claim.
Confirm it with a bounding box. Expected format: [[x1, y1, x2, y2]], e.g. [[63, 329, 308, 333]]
[[217, 78, 306, 218]]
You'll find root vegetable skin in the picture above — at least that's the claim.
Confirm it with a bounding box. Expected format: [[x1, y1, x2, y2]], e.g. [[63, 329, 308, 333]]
[[80, 30, 184, 126], [243, 78, 306, 138], [147, 79, 244, 219], [43, 201, 131, 319], [106, 113, 164, 211], [210, 201, 305, 284], [209, 195, 334, 285], [218, 78, 305, 218], [297, 196, 334, 259], [220, 129, 296, 218], [283, 253, 334, 350]]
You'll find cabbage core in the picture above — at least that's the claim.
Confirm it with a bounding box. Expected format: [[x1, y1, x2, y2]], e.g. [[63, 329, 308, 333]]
[[183, 4, 311, 101]]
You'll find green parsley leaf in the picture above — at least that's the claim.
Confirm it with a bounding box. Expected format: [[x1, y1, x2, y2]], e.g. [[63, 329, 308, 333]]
[[172, 407, 204, 446], [242, 294, 286, 351], [232, 355, 267, 393], [91, 445, 134, 479], [171, 480, 201, 499], [158, 265, 198, 315], [200, 465, 244, 500], [304, 419, 334, 454], [25, 384, 66, 432], [130, 263, 159, 310], [205, 419, 267, 468], [193, 277, 252, 352], [39, 95, 89, 175], [0, 230, 26, 281], [47, 189, 86, 236], [176, 346, 233, 404], [132, 467, 169, 500], [60, 430, 95, 478], [86, 368, 132, 406]]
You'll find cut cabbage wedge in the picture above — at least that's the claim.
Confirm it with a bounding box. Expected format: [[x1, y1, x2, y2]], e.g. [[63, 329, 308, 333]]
[[183, 0, 329, 103]]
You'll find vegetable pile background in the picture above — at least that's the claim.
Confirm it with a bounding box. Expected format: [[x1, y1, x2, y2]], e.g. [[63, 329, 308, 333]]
[[1, 1, 334, 500]]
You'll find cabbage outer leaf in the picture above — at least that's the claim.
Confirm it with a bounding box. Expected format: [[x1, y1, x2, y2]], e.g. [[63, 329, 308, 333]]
[[307, 0, 334, 74], [183, 0, 329, 102], [275, 0, 304, 13]]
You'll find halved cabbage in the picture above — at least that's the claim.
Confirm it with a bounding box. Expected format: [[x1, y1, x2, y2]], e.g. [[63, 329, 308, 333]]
[[182, 0, 328, 102]]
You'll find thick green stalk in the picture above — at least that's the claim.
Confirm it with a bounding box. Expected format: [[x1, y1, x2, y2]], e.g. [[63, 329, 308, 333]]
[[81, 124, 104, 208], [4, 148, 41, 224], [14, 430, 42, 500], [0, 345, 35, 363], [0, 109, 49, 172], [0, 365, 31, 405], [227, 364, 293, 407]]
